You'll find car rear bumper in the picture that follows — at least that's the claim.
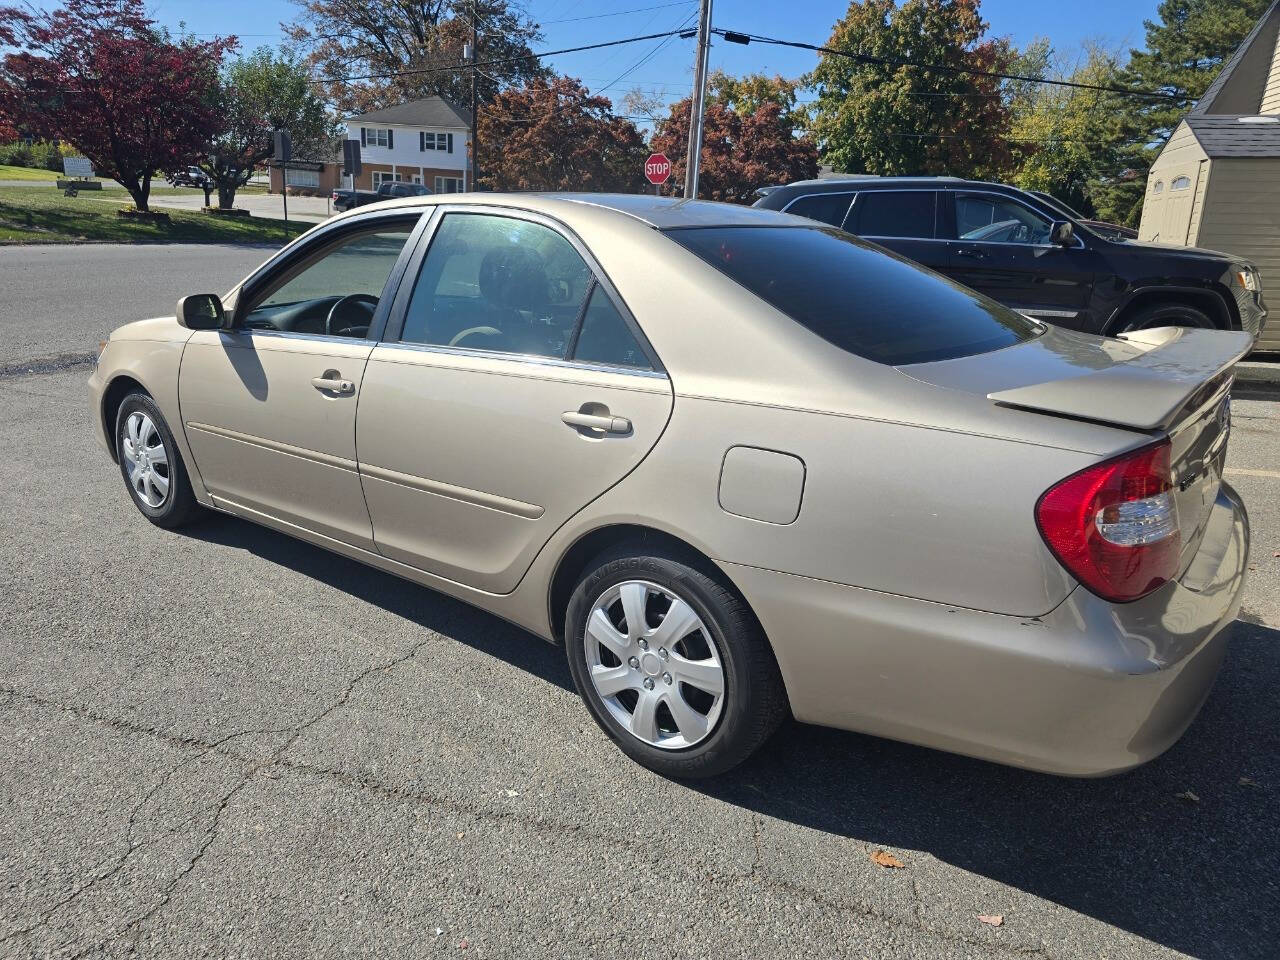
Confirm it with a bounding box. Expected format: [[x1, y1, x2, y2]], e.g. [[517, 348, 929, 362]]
[[721, 481, 1249, 776]]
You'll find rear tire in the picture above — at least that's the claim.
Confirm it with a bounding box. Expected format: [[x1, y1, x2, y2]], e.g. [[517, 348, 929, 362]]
[[1118, 301, 1215, 333], [565, 546, 787, 778], [114, 392, 202, 529]]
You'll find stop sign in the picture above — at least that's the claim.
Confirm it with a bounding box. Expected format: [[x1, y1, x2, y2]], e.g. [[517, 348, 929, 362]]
[[644, 153, 671, 185]]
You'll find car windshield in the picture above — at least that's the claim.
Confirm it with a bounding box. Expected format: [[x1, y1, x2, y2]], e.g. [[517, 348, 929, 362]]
[[666, 225, 1041, 366]]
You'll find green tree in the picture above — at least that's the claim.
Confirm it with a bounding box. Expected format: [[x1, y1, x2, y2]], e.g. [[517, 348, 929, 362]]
[[199, 48, 336, 210], [1009, 43, 1124, 216], [807, 0, 1015, 178], [707, 69, 808, 132], [285, 0, 544, 117], [1091, 0, 1270, 225]]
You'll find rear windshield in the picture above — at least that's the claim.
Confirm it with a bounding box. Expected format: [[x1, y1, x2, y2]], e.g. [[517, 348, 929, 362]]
[[666, 225, 1041, 365]]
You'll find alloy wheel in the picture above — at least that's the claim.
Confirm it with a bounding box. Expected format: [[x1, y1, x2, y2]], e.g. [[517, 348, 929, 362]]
[[122, 411, 170, 508], [584, 579, 726, 750]]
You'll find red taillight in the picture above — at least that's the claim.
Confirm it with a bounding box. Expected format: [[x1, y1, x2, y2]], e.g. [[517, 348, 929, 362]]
[[1036, 440, 1180, 603]]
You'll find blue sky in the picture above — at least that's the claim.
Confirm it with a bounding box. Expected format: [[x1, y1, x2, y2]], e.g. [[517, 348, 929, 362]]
[[141, 0, 1162, 115]]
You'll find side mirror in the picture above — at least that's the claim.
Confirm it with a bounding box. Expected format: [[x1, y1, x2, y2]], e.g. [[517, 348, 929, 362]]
[[176, 293, 225, 330], [1050, 220, 1075, 247]]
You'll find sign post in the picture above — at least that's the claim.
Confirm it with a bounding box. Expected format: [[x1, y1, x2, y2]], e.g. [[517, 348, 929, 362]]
[[645, 153, 671, 194], [274, 130, 293, 237]]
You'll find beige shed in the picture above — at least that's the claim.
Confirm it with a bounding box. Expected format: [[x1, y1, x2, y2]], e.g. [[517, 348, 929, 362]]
[[1139, 0, 1280, 351]]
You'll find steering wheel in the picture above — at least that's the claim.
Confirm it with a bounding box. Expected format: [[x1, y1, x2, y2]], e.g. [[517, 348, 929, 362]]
[[449, 326, 502, 348], [325, 293, 379, 336]]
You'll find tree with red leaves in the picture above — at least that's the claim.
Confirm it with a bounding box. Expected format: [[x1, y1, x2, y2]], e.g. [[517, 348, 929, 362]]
[[0, 0, 232, 211], [478, 76, 648, 193], [651, 98, 819, 204]]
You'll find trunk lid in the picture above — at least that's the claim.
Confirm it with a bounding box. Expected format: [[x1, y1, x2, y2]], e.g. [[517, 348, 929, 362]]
[[898, 325, 1249, 578]]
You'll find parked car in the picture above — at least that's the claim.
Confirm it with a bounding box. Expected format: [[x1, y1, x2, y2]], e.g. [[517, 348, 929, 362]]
[[754, 177, 1267, 338], [167, 166, 211, 189], [332, 179, 431, 212], [1026, 190, 1139, 240], [91, 194, 1250, 779]]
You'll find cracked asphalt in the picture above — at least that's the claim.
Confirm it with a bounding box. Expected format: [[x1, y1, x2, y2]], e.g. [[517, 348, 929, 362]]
[[1, 245, 1279, 958]]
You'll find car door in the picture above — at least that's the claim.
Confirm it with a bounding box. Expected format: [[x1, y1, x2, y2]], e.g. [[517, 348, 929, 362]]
[[842, 189, 948, 270], [356, 207, 674, 593], [179, 213, 424, 550], [944, 191, 1098, 325]]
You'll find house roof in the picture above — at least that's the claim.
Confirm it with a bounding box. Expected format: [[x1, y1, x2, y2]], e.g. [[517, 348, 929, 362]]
[[1186, 115, 1280, 157], [1190, 0, 1280, 117], [347, 97, 472, 129]]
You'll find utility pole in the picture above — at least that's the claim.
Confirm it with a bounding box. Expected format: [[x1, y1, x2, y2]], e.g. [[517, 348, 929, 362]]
[[468, 0, 478, 192], [683, 0, 713, 200]]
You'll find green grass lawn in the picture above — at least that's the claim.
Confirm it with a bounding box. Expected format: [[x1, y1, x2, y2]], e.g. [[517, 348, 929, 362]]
[[0, 164, 63, 181], [0, 185, 293, 245]]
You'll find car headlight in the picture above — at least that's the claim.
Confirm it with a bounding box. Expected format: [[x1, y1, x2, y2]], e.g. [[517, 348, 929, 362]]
[[1235, 266, 1259, 292], [95, 339, 109, 367]]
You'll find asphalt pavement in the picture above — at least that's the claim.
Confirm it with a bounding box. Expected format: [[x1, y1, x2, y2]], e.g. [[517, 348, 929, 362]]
[[0, 243, 276, 368], [0, 246, 1278, 958]]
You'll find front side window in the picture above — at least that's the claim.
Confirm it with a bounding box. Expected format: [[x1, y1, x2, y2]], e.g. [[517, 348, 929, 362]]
[[667, 226, 1040, 366], [241, 223, 416, 338], [400, 213, 593, 358], [851, 191, 937, 238], [956, 194, 1053, 245], [783, 192, 854, 228]]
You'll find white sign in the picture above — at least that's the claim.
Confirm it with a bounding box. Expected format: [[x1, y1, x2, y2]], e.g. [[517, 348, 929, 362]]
[[62, 155, 94, 178]]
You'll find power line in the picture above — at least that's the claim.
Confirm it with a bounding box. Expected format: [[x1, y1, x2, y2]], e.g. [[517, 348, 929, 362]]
[[311, 29, 690, 85], [597, 8, 698, 96], [713, 27, 1182, 102], [542, 1, 695, 25]]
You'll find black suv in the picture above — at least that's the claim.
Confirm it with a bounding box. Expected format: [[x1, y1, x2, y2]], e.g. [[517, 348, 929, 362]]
[[754, 177, 1267, 337]]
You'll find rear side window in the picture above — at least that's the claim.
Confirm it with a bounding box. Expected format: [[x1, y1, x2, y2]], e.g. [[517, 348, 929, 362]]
[[783, 192, 854, 227], [667, 226, 1040, 366], [851, 191, 936, 238], [573, 285, 652, 370]]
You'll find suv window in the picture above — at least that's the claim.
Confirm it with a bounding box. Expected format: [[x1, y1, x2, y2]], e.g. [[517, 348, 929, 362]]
[[241, 223, 416, 338], [572, 285, 651, 370], [667, 226, 1040, 366], [956, 193, 1053, 245], [783, 192, 854, 228], [400, 213, 593, 358], [852, 191, 936, 238]]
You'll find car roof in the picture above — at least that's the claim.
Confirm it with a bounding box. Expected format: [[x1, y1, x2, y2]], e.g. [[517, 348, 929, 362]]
[[347, 191, 817, 230], [767, 176, 1016, 194]]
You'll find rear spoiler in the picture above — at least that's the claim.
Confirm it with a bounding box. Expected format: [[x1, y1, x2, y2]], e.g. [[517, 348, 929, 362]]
[[988, 327, 1253, 432]]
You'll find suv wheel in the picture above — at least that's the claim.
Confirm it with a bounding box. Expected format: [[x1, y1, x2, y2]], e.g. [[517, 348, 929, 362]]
[[565, 546, 787, 778], [1118, 301, 1215, 332]]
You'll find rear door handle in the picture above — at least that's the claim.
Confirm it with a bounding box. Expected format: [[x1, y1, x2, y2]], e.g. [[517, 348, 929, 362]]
[[562, 411, 631, 434], [312, 376, 354, 394], [955, 246, 987, 260]]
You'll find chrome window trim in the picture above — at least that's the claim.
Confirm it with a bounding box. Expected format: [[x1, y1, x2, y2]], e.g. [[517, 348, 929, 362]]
[[952, 189, 1087, 250], [374, 338, 670, 380], [222, 328, 376, 348], [779, 191, 856, 227]]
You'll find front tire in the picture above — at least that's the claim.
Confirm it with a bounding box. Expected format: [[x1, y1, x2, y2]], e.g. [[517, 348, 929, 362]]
[[1118, 301, 1215, 332], [565, 547, 787, 778], [114, 392, 201, 529]]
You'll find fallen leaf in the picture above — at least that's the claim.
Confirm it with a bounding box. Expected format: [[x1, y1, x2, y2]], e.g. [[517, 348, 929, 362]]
[[869, 849, 904, 869], [978, 914, 1004, 927], [1175, 789, 1200, 803], [456, 832, 466, 839], [459, 939, 469, 950], [502, 789, 519, 798]]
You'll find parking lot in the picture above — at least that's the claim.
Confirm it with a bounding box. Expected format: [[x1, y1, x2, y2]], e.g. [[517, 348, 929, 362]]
[[1, 244, 1278, 959]]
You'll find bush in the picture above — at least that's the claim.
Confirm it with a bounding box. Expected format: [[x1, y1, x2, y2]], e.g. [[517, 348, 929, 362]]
[[0, 140, 64, 170], [0, 142, 34, 167]]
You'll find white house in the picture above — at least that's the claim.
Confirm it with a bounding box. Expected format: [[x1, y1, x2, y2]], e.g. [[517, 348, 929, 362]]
[[343, 97, 472, 194]]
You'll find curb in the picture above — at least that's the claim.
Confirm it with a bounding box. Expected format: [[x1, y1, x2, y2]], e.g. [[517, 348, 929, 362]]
[[1236, 361, 1280, 387]]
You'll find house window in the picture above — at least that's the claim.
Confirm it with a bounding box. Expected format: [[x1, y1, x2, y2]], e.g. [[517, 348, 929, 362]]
[[1171, 175, 1191, 190], [412, 175, 422, 185], [420, 132, 454, 152], [361, 127, 391, 148], [284, 168, 320, 188], [372, 171, 403, 188], [1153, 180, 1164, 194], [435, 176, 464, 194]]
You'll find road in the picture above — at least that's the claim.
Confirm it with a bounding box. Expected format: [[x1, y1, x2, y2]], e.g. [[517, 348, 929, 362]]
[[0, 246, 1278, 958], [0, 244, 276, 367], [148, 189, 333, 224]]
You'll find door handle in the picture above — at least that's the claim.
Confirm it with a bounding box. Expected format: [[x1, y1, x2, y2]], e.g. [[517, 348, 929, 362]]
[[562, 411, 631, 434], [955, 246, 987, 260], [312, 376, 354, 394]]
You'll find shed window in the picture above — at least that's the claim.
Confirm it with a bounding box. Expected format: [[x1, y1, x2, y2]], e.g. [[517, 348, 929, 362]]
[[1153, 180, 1164, 194], [1171, 175, 1191, 191]]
